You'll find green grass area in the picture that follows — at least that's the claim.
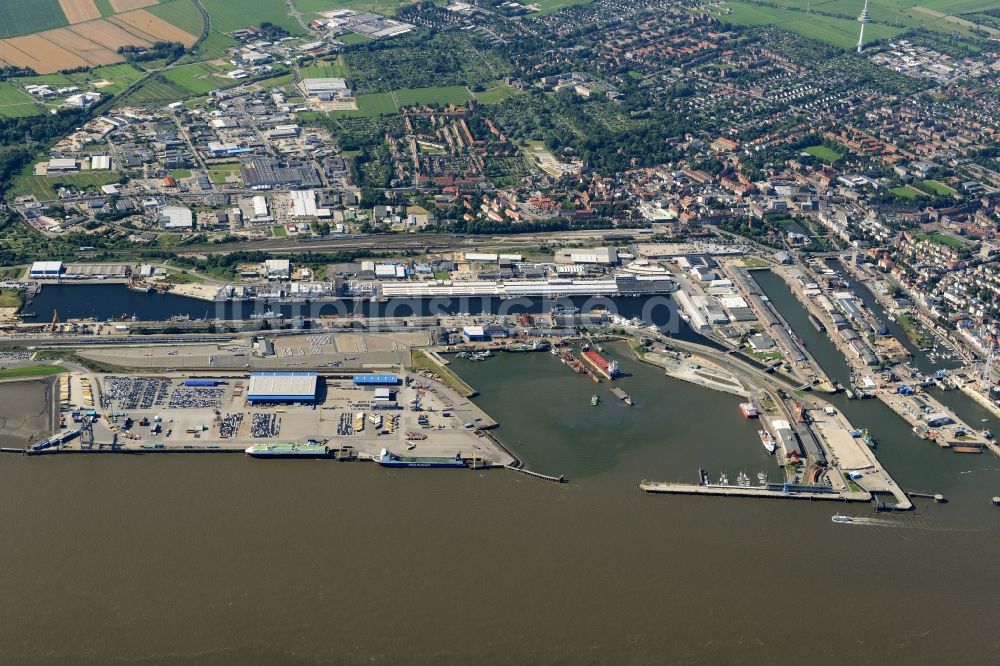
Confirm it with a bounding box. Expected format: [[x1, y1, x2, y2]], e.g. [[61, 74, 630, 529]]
[[0, 365, 68, 380], [0, 288, 24, 310], [411, 350, 477, 398], [803, 144, 842, 164], [163, 62, 229, 95], [170, 169, 193, 179], [394, 86, 471, 107], [891, 186, 927, 200], [337, 32, 372, 45], [0, 0, 67, 39], [207, 162, 242, 184], [300, 56, 350, 79], [719, 1, 905, 49], [915, 232, 971, 250], [527, 0, 594, 17], [271, 224, 287, 237], [147, 0, 207, 37], [10, 172, 120, 201], [896, 313, 933, 348], [324, 92, 398, 117], [123, 75, 191, 105], [741, 256, 771, 268], [200, 0, 304, 34], [474, 82, 522, 105], [0, 83, 41, 118], [84, 63, 147, 95], [294, 0, 410, 16], [919, 179, 956, 196]]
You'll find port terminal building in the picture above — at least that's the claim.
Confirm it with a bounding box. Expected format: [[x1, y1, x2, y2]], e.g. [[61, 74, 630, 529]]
[[352, 374, 400, 386], [247, 372, 318, 404]]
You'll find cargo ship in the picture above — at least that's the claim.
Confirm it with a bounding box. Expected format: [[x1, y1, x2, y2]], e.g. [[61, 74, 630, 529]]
[[245, 443, 333, 458], [581, 349, 620, 380], [610, 387, 632, 405], [758, 429, 775, 454], [373, 448, 466, 468], [739, 402, 759, 418]]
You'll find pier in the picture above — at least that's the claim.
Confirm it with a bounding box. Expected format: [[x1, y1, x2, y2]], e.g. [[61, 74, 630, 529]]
[[507, 465, 566, 483], [639, 481, 871, 503]]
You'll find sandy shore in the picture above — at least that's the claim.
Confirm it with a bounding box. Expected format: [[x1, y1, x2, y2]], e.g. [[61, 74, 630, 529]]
[[0, 378, 56, 448]]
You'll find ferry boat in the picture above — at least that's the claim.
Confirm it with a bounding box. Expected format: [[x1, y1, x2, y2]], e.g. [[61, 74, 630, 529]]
[[831, 514, 854, 525], [591, 394, 600, 406], [245, 443, 332, 458], [373, 448, 466, 468], [739, 402, 759, 418], [758, 429, 776, 454]]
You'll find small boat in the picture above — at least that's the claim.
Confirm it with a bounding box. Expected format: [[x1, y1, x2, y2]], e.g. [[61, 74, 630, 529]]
[[759, 429, 776, 454], [591, 394, 599, 406], [831, 515, 854, 525]]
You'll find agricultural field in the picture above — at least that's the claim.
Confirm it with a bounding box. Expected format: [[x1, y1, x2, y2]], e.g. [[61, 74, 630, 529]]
[[719, 1, 905, 49], [10, 172, 121, 201], [804, 144, 843, 164], [147, 0, 206, 37], [0, 83, 42, 118], [121, 75, 190, 104], [0, 1, 68, 40], [393, 86, 471, 107], [198, 0, 302, 35]]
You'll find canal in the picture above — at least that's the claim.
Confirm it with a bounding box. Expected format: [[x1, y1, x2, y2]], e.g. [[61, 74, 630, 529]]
[[751, 269, 1000, 506]]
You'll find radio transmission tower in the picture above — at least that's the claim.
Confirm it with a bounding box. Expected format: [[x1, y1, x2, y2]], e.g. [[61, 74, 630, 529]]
[[857, 0, 872, 54]]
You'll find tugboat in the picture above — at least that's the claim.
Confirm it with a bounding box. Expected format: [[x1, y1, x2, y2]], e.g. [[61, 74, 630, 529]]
[[591, 394, 600, 406], [861, 428, 877, 449]]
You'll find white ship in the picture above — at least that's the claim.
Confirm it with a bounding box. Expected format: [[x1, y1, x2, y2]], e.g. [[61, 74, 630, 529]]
[[758, 429, 776, 454], [831, 515, 854, 524]]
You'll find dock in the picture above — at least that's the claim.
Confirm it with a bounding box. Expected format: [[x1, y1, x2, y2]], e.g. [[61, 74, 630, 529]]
[[507, 465, 566, 483], [639, 481, 871, 503]]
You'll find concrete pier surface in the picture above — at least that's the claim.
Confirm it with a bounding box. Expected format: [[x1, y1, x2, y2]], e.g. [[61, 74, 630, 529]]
[[639, 481, 871, 503]]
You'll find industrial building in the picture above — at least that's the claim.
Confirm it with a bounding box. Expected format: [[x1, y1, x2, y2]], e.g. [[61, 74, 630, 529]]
[[29, 261, 64, 278], [159, 206, 194, 230], [301, 78, 352, 101], [243, 157, 322, 190], [554, 246, 618, 265], [247, 372, 318, 404]]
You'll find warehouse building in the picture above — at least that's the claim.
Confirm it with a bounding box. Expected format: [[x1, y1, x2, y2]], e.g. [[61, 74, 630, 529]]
[[247, 372, 318, 404], [29, 261, 64, 278]]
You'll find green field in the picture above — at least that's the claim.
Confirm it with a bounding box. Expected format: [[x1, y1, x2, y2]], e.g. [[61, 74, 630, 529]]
[[199, 0, 303, 35], [300, 57, 350, 79], [527, 0, 594, 17], [10, 172, 120, 201], [163, 62, 230, 94], [474, 82, 522, 105], [0, 365, 68, 380], [919, 179, 956, 196], [720, 1, 905, 49], [0, 0, 67, 39], [803, 144, 842, 164], [891, 185, 928, 200], [394, 86, 471, 107], [123, 76, 191, 105], [915, 232, 971, 250], [293, 0, 410, 16], [207, 163, 242, 184], [0, 83, 41, 118], [148, 0, 207, 37]]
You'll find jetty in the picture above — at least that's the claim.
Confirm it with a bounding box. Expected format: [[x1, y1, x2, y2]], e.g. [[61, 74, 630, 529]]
[[508, 465, 566, 483], [639, 481, 871, 503]]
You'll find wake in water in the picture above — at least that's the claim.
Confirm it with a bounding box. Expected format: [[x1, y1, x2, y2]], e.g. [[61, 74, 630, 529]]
[[832, 515, 988, 532]]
